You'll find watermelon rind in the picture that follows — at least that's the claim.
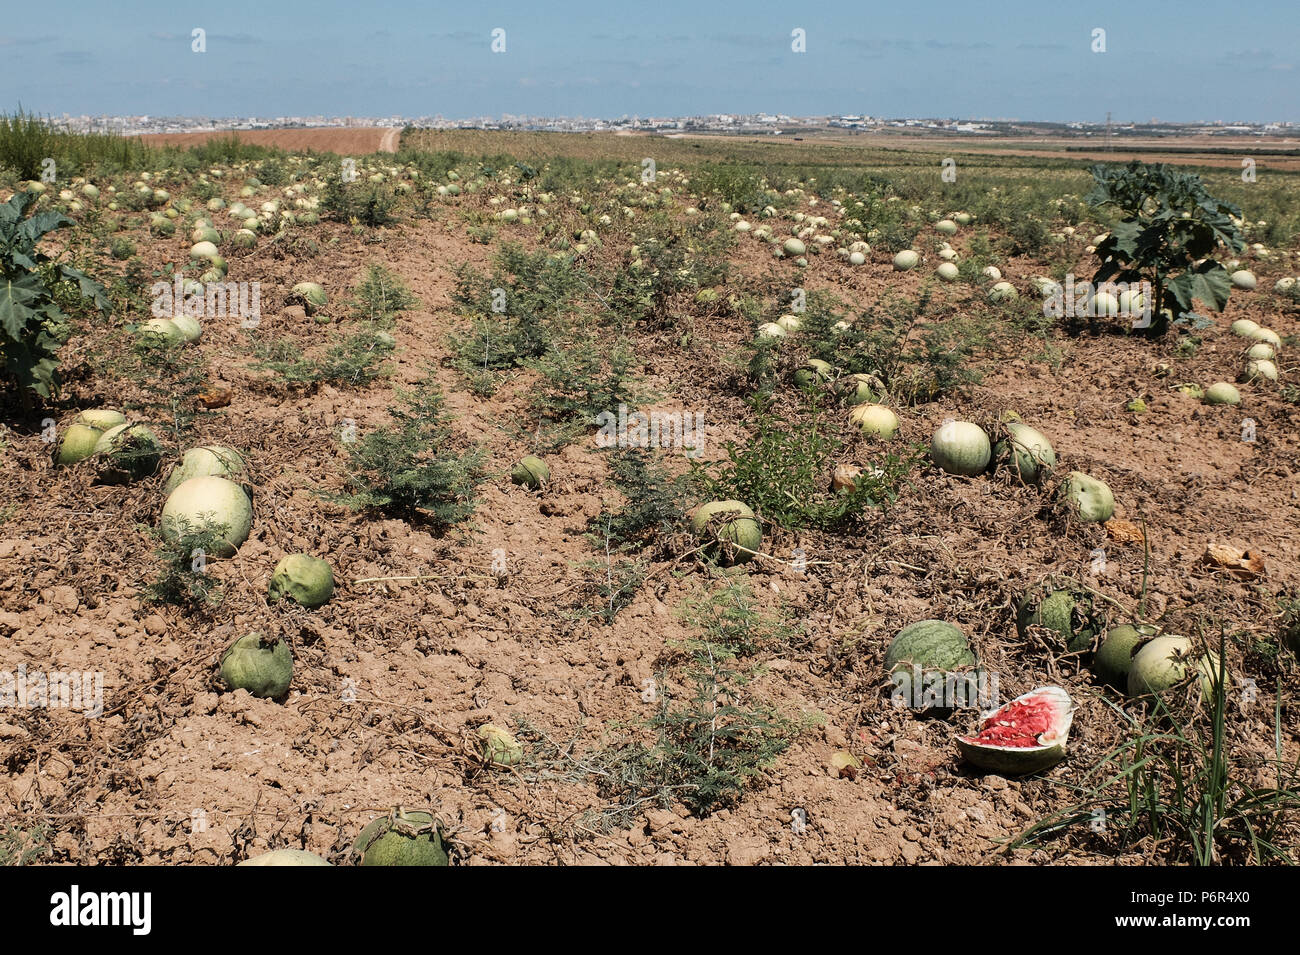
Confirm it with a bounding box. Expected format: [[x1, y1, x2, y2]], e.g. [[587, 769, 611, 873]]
[[956, 686, 1074, 775]]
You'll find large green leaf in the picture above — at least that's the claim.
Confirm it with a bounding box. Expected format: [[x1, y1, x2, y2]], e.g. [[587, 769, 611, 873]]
[[0, 271, 45, 341], [58, 264, 111, 313], [0, 190, 37, 229], [1102, 219, 1142, 261], [1166, 262, 1231, 313], [17, 210, 73, 248]]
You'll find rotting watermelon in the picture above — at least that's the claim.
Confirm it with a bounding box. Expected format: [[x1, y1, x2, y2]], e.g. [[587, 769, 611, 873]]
[[1015, 582, 1105, 654], [956, 686, 1074, 775]]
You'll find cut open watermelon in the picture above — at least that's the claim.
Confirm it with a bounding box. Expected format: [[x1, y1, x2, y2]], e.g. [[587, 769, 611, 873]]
[[956, 686, 1074, 775]]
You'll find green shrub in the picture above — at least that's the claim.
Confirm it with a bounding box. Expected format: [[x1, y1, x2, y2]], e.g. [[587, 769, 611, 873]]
[[0, 191, 111, 401], [349, 264, 419, 327], [694, 397, 919, 532], [321, 174, 396, 227], [341, 373, 485, 526], [588, 447, 690, 551]]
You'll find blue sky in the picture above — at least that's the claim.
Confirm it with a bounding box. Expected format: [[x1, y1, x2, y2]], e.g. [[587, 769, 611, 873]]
[[3, 0, 1297, 122]]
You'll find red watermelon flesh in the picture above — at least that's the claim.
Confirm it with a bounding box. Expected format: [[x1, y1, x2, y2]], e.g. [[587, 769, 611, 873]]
[[960, 689, 1070, 749]]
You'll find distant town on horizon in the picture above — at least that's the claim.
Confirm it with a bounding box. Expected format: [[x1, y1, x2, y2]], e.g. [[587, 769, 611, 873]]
[[43, 112, 1300, 140]]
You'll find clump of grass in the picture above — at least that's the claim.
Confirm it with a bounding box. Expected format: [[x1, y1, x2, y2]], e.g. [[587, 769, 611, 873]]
[[570, 542, 648, 626], [1011, 626, 1300, 864], [693, 394, 920, 532], [525, 330, 640, 433], [572, 450, 691, 624], [606, 211, 733, 328], [256, 157, 288, 186], [0, 108, 151, 179], [251, 326, 395, 388], [591, 581, 812, 820], [448, 244, 592, 393], [0, 824, 52, 866], [588, 447, 690, 552], [998, 214, 1051, 257], [348, 264, 419, 327], [810, 290, 988, 405], [321, 174, 396, 227]]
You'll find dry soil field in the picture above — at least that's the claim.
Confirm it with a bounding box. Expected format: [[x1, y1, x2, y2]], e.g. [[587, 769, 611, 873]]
[[1, 129, 1298, 866]]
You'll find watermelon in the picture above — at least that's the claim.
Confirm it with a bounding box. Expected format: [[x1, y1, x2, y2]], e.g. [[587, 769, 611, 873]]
[[1204, 382, 1240, 406], [691, 500, 761, 566], [290, 282, 328, 315], [219, 632, 292, 698], [161, 476, 253, 558], [930, 420, 990, 476], [794, 359, 833, 389], [478, 724, 524, 766], [988, 281, 1018, 303], [1093, 623, 1158, 689], [1060, 471, 1114, 522], [1282, 609, 1300, 657], [1016, 583, 1104, 654], [849, 404, 900, 439], [94, 423, 163, 484], [163, 445, 246, 495], [510, 455, 550, 490], [268, 554, 335, 608], [839, 372, 883, 405], [353, 809, 448, 866], [76, 409, 126, 431], [956, 686, 1074, 775], [54, 423, 103, 466], [1127, 636, 1220, 700], [994, 422, 1055, 483], [1242, 359, 1278, 383], [885, 620, 977, 709], [893, 250, 919, 271], [885, 620, 974, 672]]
